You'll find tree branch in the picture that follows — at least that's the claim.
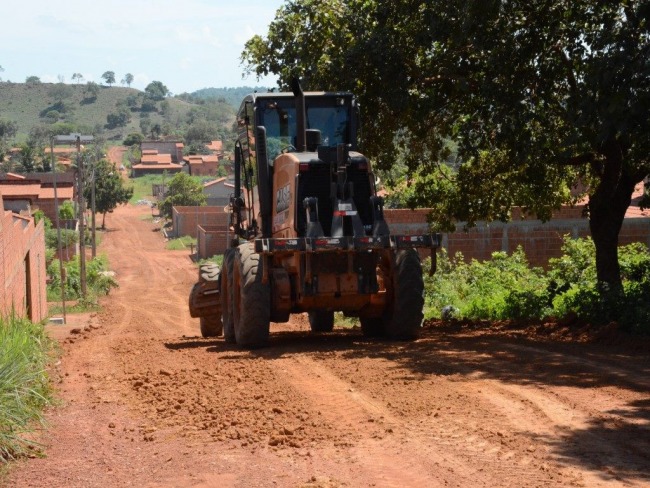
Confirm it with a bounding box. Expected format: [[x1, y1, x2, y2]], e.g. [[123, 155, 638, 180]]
[[557, 153, 596, 166]]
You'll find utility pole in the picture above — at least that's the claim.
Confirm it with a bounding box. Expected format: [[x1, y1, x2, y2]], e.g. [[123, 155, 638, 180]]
[[91, 163, 97, 259], [50, 137, 67, 324], [55, 133, 94, 299], [76, 135, 87, 298]]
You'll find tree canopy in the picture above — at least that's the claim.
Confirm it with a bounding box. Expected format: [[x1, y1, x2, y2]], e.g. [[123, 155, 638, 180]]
[[101, 71, 116, 87], [159, 172, 206, 220], [122, 73, 134, 87], [145, 81, 170, 101], [243, 0, 650, 287], [84, 158, 133, 228]]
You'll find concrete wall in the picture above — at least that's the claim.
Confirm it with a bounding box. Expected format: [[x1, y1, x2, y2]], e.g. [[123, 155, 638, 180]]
[[0, 198, 48, 322]]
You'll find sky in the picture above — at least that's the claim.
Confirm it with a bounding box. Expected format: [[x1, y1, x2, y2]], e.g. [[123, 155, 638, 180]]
[[0, 0, 284, 94]]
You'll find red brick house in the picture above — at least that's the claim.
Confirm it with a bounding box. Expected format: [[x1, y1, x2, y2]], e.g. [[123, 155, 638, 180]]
[[131, 150, 183, 177], [0, 173, 75, 222]]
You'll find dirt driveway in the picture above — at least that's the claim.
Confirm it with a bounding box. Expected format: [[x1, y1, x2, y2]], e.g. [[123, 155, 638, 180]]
[[6, 203, 650, 487]]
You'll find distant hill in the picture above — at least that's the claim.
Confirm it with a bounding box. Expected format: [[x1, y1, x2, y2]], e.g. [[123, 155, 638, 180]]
[[0, 81, 238, 143], [189, 86, 272, 109]]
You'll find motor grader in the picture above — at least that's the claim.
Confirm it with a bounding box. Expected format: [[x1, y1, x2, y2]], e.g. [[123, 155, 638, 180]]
[[189, 80, 440, 348]]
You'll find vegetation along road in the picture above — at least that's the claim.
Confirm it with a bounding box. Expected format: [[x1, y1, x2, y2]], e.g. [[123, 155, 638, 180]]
[[6, 202, 650, 487]]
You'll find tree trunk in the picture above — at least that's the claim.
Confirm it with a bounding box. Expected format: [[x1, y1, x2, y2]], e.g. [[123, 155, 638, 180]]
[[102, 212, 107, 230], [588, 139, 639, 289]]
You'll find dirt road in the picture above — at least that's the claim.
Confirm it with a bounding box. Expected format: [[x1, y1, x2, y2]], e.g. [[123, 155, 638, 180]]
[[6, 203, 650, 487]]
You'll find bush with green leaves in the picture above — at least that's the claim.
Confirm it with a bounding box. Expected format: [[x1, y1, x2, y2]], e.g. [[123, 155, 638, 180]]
[[425, 235, 650, 334], [0, 314, 54, 460], [47, 254, 118, 301], [423, 247, 550, 321]]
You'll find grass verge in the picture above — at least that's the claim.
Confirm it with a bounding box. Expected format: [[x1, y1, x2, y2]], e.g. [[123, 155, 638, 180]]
[[0, 315, 55, 462]]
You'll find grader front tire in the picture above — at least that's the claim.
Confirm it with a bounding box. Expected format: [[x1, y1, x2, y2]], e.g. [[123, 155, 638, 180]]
[[232, 243, 270, 348]]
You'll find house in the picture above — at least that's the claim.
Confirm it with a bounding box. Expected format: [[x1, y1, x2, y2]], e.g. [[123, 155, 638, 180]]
[[0, 173, 75, 222], [140, 141, 184, 164], [0, 190, 48, 322], [131, 150, 183, 177], [206, 140, 224, 156], [186, 155, 221, 177], [202, 177, 232, 207]]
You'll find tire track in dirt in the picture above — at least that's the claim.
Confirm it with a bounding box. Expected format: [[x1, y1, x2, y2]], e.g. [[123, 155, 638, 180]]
[[276, 354, 556, 487]]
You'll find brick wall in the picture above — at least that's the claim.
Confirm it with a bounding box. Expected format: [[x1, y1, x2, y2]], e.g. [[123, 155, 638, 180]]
[[385, 208, 650, 267], [197, 225, 229, 259], [172, 206, 230, 238], [0, 197, 48, 322], [171, 205, 650, 267]]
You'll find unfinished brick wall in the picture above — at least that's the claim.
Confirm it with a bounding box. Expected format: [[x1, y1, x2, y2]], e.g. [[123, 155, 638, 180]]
[[385, 208, 650, 267], [171, 205, 650, 267], [171, 206, 230, 238], [197, 225, 230, 259], [0, 203, 48, 322]]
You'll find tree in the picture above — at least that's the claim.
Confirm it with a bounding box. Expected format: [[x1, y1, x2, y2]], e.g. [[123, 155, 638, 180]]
[[184, 120, 221, 145], [17, 143, 38, 172], [0, 64, 4, 82], [144, 80, 170, 101], [150, 123, 162, 139], [106, 108, 131, 129], [122, 73, 134, 87], [101, 71, 116, 87], [243, 0, 650, 289], [158, 172, 206, 220], [25, 75, 41, 84], [72, 73, 84, 84], [84, 81, 100, 100], [123, 133, 144, 146], [84, 159, 133, 228], [139, 115, 151, 136], [0, 119, 18, 140], [59, 200, 75, 220]]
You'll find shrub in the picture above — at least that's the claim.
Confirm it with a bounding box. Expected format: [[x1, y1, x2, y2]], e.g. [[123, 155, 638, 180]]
[[424, 247, 549, 320], [47, 254, 118, 301]]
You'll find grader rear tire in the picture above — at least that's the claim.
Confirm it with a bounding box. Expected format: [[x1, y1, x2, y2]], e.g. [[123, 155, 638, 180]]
[[384, 249, 424, 340], [361, 249, 424, 340], [232, 243, 270, 348], [200, 315, 223, 337]]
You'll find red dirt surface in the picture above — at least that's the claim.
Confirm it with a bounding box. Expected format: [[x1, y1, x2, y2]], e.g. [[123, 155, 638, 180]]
[[5, 202, 650, 487]]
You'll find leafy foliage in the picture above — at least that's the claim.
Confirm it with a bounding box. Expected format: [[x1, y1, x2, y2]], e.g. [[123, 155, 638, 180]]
[[83, 159, 133, 228], [244, 1, 650, 286], [426, 236, 650, 334], [158, 173, 206, 220], [47, 254, 118, 301], [424, 247, 550, 321], [101, 71, 116, 87]]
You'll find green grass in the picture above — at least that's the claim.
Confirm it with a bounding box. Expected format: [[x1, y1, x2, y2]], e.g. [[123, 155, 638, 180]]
[[128, 174, 164, 203], [196, 254, 224, 267], [0, 314, 55, 461], [166, 235, 196, 250], [334, 312, 360, 329], [47, 300, 101, 315]]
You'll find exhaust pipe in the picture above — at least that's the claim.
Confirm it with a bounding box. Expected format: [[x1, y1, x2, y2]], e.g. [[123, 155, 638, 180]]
[[291, 77, 307, 152]]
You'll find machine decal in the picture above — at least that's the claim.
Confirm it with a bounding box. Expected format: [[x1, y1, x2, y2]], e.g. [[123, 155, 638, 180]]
[[273, 210, 288, 232], [276, 184, 291, 213]]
